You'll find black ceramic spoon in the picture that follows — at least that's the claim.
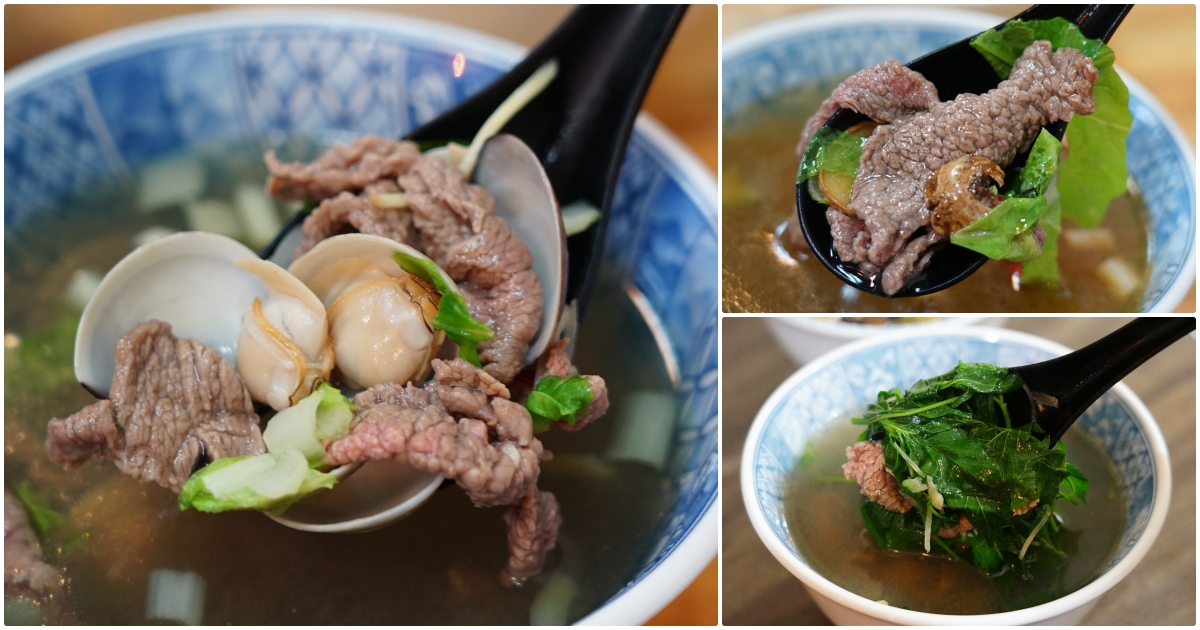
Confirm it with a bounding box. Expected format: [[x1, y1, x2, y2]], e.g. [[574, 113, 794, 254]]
[[262, 5, 686, 322], [1003, 317, 1194, 447], [796, 4, 1133, 298]]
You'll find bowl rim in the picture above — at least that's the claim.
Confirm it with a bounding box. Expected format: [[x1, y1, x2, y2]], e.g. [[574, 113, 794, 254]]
[[740, 325, 1172, 625], [763, 315, 999, 339], [722, 5, 1196, 313], [4, 7, 717, 625]]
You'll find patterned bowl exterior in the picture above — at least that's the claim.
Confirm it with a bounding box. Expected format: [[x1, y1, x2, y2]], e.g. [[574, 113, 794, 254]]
[[4, 9, 717, 624], [723, 7, 1196, 312], [746, 327, 1167, 622]]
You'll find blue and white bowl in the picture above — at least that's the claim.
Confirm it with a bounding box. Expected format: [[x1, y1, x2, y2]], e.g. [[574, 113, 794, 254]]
[[741, 326, 1171, 625], [724, 7, 1196, 312], [4, 8, 717, 625]]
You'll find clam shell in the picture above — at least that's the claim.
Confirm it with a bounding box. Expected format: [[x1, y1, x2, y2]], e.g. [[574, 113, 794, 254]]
[[74, 232, 266, 396]]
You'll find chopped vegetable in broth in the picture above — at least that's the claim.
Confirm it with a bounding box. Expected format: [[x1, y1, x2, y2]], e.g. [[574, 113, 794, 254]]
[[785, 418, 1125, 615]]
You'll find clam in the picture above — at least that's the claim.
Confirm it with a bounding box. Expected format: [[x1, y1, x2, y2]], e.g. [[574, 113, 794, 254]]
[[74, 231, 332, 407], [288, 233, 450, 390], [234, 259, 335, 410]]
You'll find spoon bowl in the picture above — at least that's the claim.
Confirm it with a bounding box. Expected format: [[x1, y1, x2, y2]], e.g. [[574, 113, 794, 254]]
[[797, 4, 1133, 297]]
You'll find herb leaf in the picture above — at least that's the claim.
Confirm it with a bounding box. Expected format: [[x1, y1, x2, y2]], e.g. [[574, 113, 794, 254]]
[[524, 375, 594, 433], [797, 127, 866, 184], [393, 252, 494, 366]]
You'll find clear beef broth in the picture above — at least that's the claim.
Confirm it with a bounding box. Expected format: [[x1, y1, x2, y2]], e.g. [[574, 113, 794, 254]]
[[3, 142, 677, 624], [785, 422, 1125, 615], [723, 82, 1151, 313]]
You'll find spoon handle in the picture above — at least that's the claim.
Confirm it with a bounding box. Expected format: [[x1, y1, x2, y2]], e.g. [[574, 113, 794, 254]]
[[408, 5, 686, 315], [1012, 317, 1194, 444]]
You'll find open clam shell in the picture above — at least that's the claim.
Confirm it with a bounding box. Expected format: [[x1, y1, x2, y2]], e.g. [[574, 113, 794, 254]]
[[75, 232, 266, 397], [288, 233, 453, 390]]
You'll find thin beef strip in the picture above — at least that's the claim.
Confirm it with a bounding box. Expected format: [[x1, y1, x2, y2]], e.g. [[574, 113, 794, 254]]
[[283, 150, 542, 385], [46, 320, 265, 493], [266, 136, 421, 201], [4, 491, 61, 594], [817, 42, 1097, 294], [325, 358, 560, 579], [797, 60, 941, 156], [842, 440, 911, 513]]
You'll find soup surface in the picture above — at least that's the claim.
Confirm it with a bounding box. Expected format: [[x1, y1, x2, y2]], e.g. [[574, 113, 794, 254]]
[[723, 81, 1151, 313], [4, 141, 680, 624], [784, 421, 1125, 615]]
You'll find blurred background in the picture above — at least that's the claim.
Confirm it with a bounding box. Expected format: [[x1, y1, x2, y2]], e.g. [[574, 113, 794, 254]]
[[722, 316, 1195, 624], [724, 4, 1196, 312], [4, 4, 717, 626]]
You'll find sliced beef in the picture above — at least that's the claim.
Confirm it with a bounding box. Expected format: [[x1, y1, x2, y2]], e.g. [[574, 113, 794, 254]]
[[798, 60, 940, 156], [4, 491, 60, 594], [287, 152, 542, 385], [818, 42, 1097, 294], [266, 136, 421, 201], [937, 513, 974, 538], [843, 440, 911, 513], [326, 358, 544, 508], [294, 192, 414, 257], [399, 156, 542, 384], [502, 490, 562, 582], [46, 321, 265, 493], [326, 358, 558, 579]]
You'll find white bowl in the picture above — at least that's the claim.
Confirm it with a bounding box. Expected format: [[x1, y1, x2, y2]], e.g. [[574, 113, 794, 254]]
[[763, 316, 1006, 365], [741, 326, 1171, 625]]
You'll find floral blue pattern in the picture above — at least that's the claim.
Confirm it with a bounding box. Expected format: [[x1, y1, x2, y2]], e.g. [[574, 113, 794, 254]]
[[750, 332, 1160, 576], [723, 12, 1195, 311], [4, 12, 716, 614]]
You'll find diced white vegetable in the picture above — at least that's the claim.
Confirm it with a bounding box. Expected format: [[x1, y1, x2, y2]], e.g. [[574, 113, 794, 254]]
[[132, 226, 179, 248], [561, 200, 601, 237], [64, 268, 102, 311], [234, 184, 283, 249], [263, 394, 326, 464], [926, 475, 944, 510], [1097, 257, 1140, 299], [138, 156, 205, 212], [368, 192, 409, 209], [529, 573, 578, 626], [901, 477, 927, 494], [145, 569, 206, 626], [1063, 228, 1116, 251], [244, 447, 308, 500], [604, 391, 676, 471], [184, 199, 242, 240]]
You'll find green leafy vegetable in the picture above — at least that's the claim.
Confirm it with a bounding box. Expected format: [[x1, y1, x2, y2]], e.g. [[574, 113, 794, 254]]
[[393, 252, 494, 367], [524, 375, 594, 433], [970, 18, 1131, 228], [852, 362, 1086, 577], [1022, 193, 1063, 285], [951, 196, 1048, 262], [952, 129, 1061, 263], [262, 383, 355, 466], [13, 482, 67, 539], [797, 126, 866, 183], [178, 448, 337, 516]]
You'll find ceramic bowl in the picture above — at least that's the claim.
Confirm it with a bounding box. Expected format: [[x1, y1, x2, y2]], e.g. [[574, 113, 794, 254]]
[[763, 316, 1006, 365], [741, 326, 1170, 625], [723, 6, 1196, 312], [4, 8, 717, 625]]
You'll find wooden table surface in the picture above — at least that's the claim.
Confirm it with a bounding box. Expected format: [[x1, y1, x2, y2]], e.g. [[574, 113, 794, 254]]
[[722, 317, 1196, 625], [724, 4, 1197, 313], [3, 4, 717, 626]]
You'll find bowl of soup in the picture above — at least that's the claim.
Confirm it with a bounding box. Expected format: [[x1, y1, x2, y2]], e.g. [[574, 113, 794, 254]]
[[740, 325, 1170, 624], [722, 6, 1195, 313], [3, 8, 716, 625]]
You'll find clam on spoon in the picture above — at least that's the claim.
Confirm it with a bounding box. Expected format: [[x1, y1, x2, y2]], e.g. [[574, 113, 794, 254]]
[[256, 5, 686, 532], [1004, 317, 1194, 447], [796, 4, 1133, 298]]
